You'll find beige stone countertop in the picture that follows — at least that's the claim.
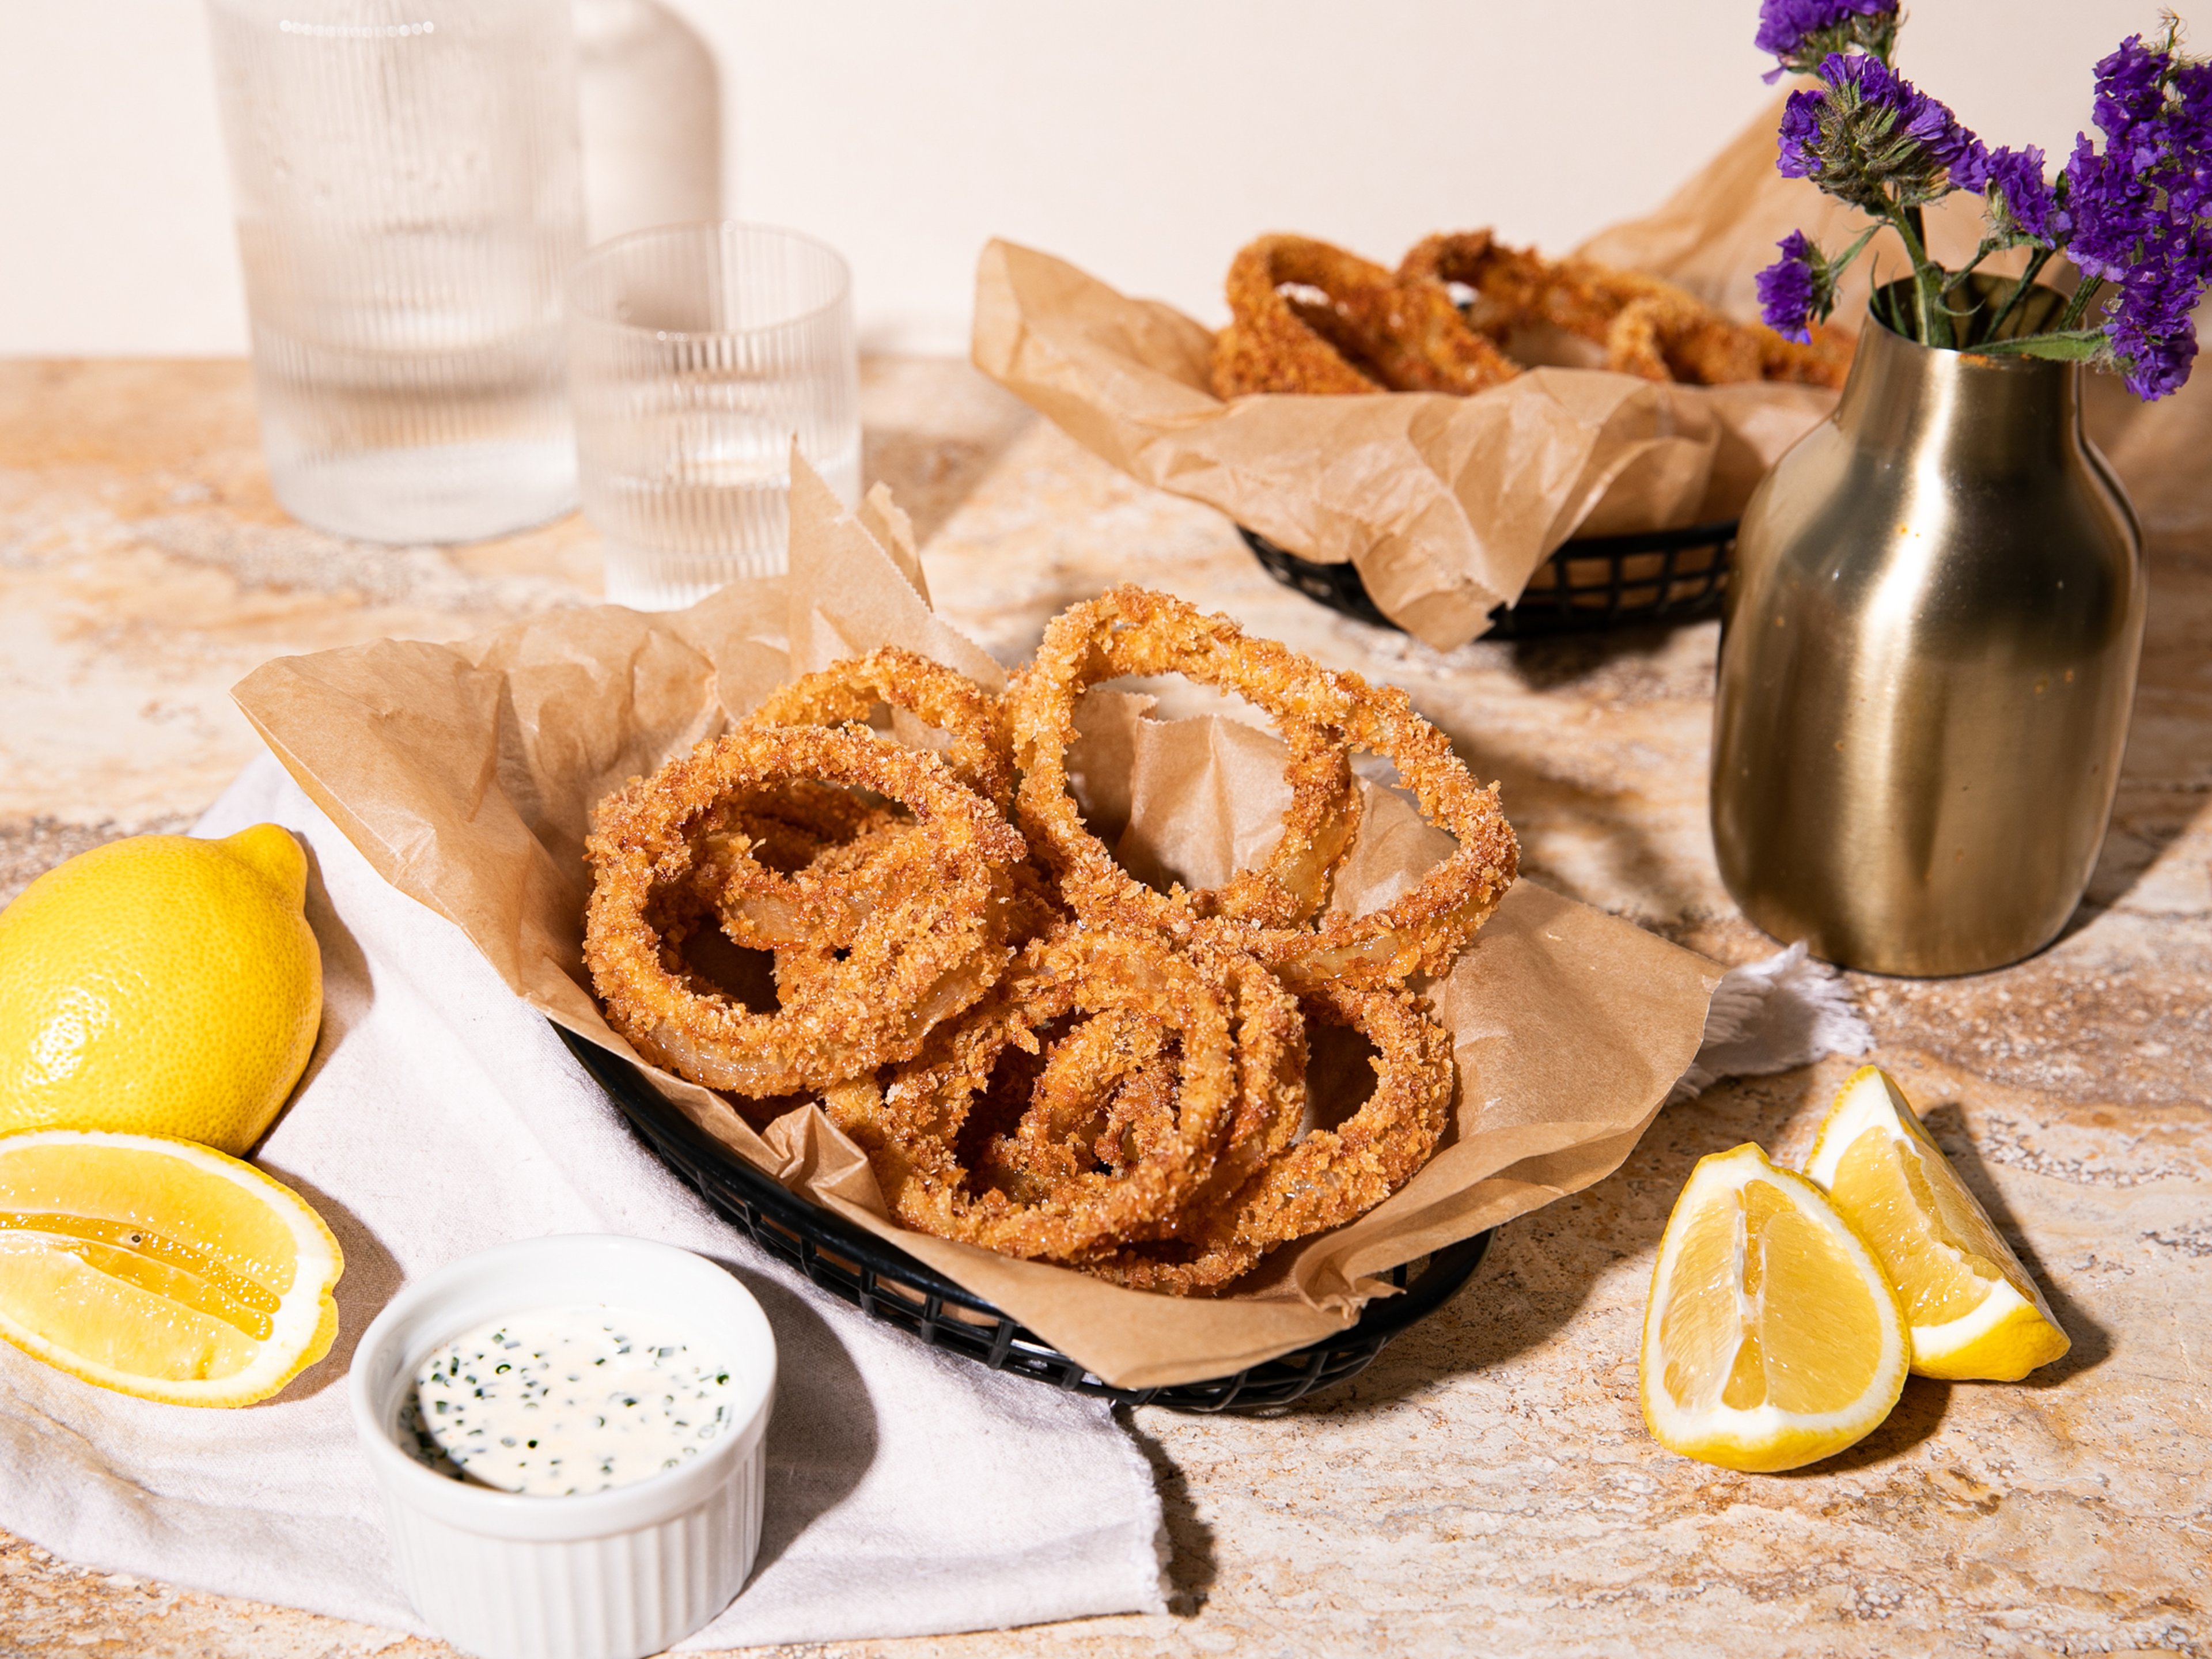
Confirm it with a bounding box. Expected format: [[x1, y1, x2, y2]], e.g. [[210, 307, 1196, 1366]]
[[2, 358, 2207, 1659]]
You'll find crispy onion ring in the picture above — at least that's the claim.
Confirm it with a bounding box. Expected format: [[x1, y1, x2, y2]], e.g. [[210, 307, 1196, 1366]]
[[1007, 586, 1361, 938], [1270, 669, 1519, 990], [824, 931, 1245, 1262], [698, 649, 1030, 991], [1083, 981, 1455, 1294], [972, 947, 1305, 1229], [584, 724, 1025, 1096], [1211, 234, 1520, 399], [710, 645, 1014, 946], [1399, 230, 1854, 390], [1011, 588, 1514, 986], [745, 645, 1014, 812]]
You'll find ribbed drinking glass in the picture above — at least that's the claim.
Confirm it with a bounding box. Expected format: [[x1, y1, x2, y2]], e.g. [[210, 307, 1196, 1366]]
[[205, 0, 585, 544], [566, 223, 861, 608]]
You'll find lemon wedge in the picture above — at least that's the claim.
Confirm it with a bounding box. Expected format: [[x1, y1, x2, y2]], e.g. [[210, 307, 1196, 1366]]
[[1640, 1142, 1908, 1471], [0, 1130, 342, 1407], [1806, 1066, 2069, 1381]]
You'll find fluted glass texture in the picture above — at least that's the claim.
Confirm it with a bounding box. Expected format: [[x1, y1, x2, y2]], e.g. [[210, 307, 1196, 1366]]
[[567, 223, 860, 608], [207, 0, 585, 543]]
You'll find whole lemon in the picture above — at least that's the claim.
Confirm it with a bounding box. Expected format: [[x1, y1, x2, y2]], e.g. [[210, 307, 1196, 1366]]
[[0, 827, 323, 1155]]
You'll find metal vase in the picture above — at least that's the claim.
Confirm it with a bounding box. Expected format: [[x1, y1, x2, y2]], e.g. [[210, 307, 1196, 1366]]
[[1710, 282, 2145, 976]]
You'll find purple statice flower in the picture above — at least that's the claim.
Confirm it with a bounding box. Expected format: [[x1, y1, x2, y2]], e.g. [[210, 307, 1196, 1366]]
[[1756, 232, 1821, 342], [1777, 53, 1981, 212], [1828, 54, 1976, 171], [2063, 34, 2212, 399], [2105, 269, 2199, 399], [1755, 0, 1897, 81], [1956, 143, 2064, 244], [2092, 33, 2175, 162], [1777, 87, 1824, 177]]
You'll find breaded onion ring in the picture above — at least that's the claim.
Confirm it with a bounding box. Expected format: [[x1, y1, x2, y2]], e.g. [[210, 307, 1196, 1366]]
[[1211, 234, 1520, 399], [1084, 981, 1455, 1294], [1011, 588, 1514, 986], [976, 947, 1304, 1228], [1007, 586, 1361, 940], [824, 931, 1242, 1262], [1399, 230, 1854, 391], [1270, 668, 1520, 991], [585, 724, 1026, 1096], [1211, 234, 1390, 397], [745, 645, 1014, 812], [713, 647, 1037, 993]]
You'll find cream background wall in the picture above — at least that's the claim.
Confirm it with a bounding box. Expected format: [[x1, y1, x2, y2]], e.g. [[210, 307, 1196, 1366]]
[[0, 0, 2167, 356]]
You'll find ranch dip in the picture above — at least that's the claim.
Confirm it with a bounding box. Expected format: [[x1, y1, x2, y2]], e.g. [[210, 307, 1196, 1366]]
[[397, 1304, 738, 1497]]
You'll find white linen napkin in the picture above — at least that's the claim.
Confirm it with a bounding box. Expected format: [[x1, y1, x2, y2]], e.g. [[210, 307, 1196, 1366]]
[[1671, 941, 1873, 1101], [0, 754, 1168, 1647]]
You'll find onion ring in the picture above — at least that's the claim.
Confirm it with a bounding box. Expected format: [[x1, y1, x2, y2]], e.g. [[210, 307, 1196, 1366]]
[[974, 946, 1304, 1230], [824, 931, 1243, 1262], [1268, 669, 1519, 990], [1399, 230, 1854, 390], [1012, 588, 1514, 986], [584, 724, 1025, 1096], [1007, 586, 1361, 938], [1211, 234, 1520, 399], [712, 646, 1035, 984], [745, 645, 1014, 812], [1084, 981, 1454, 1295]]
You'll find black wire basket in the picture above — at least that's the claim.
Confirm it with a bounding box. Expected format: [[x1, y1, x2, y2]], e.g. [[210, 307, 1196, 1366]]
[[557, 1025, 1492, 1413], [1241, 518, 1737, 638]]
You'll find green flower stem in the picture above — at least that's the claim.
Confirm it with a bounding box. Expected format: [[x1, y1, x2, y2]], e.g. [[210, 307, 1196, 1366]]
[[1967, 328, 2107, 359], [1887, 204, 1952, 347], [1943, 244, 1998, 293], [1828, 224, 1882, 281], [2058, 275, 2106, 334], [1980, 247, 2055, 344]]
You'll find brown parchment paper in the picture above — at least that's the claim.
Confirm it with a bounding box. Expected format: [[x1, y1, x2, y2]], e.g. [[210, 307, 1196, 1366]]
[[232, 461, 1721, 1389], [968, 103, 1876, 653]]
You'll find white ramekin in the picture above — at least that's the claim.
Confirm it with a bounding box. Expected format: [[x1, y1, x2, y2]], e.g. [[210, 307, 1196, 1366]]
[[348, 1234, 777, 1659]]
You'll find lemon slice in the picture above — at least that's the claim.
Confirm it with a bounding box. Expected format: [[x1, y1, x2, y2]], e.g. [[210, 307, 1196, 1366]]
[[1806, 1066, 2069, 1381], [0, 1130, 342, 1407], [1640, 1142, 1908, 1471]]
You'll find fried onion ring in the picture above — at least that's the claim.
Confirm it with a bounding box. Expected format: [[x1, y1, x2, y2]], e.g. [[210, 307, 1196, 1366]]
[[709, 646, 1037, 992], [1007, 586, 1361, 937], [972, 946, 1304, 1230], [745, 645, 1014, 812], [824, 931, 1243, 1261], [1012, 588, 1515, 986], [1211, 234, 1520, 399], [1270, 668, 1520, 991], [584, 724, 1025, 1096], [1399, 230, 1854, 390], [1083, 981, 1455, 1294]]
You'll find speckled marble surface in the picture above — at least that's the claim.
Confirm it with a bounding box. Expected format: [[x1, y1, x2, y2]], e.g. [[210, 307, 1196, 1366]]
[[1, 358, 2206, 1659]]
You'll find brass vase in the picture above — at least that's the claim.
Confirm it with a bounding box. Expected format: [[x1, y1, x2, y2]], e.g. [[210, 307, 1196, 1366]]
[[1710, 281, 2145, 976]]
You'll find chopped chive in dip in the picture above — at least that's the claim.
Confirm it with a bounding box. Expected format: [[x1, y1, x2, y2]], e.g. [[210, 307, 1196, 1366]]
[[397, 1305, 737, 1497]]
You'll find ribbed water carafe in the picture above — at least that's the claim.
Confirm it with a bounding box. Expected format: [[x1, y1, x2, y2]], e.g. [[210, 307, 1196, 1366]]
[[206, 0, 585, 543]]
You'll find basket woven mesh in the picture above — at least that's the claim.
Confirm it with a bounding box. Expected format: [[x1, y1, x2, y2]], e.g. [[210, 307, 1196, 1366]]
[[559, 1028, 1491, 1413], [1241, 518, 1736, 638]]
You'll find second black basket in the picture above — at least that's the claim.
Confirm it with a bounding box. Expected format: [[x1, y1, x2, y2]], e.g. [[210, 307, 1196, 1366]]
[[558, 1025, 1492, 1414], [1242, 518, 1737, 638]]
